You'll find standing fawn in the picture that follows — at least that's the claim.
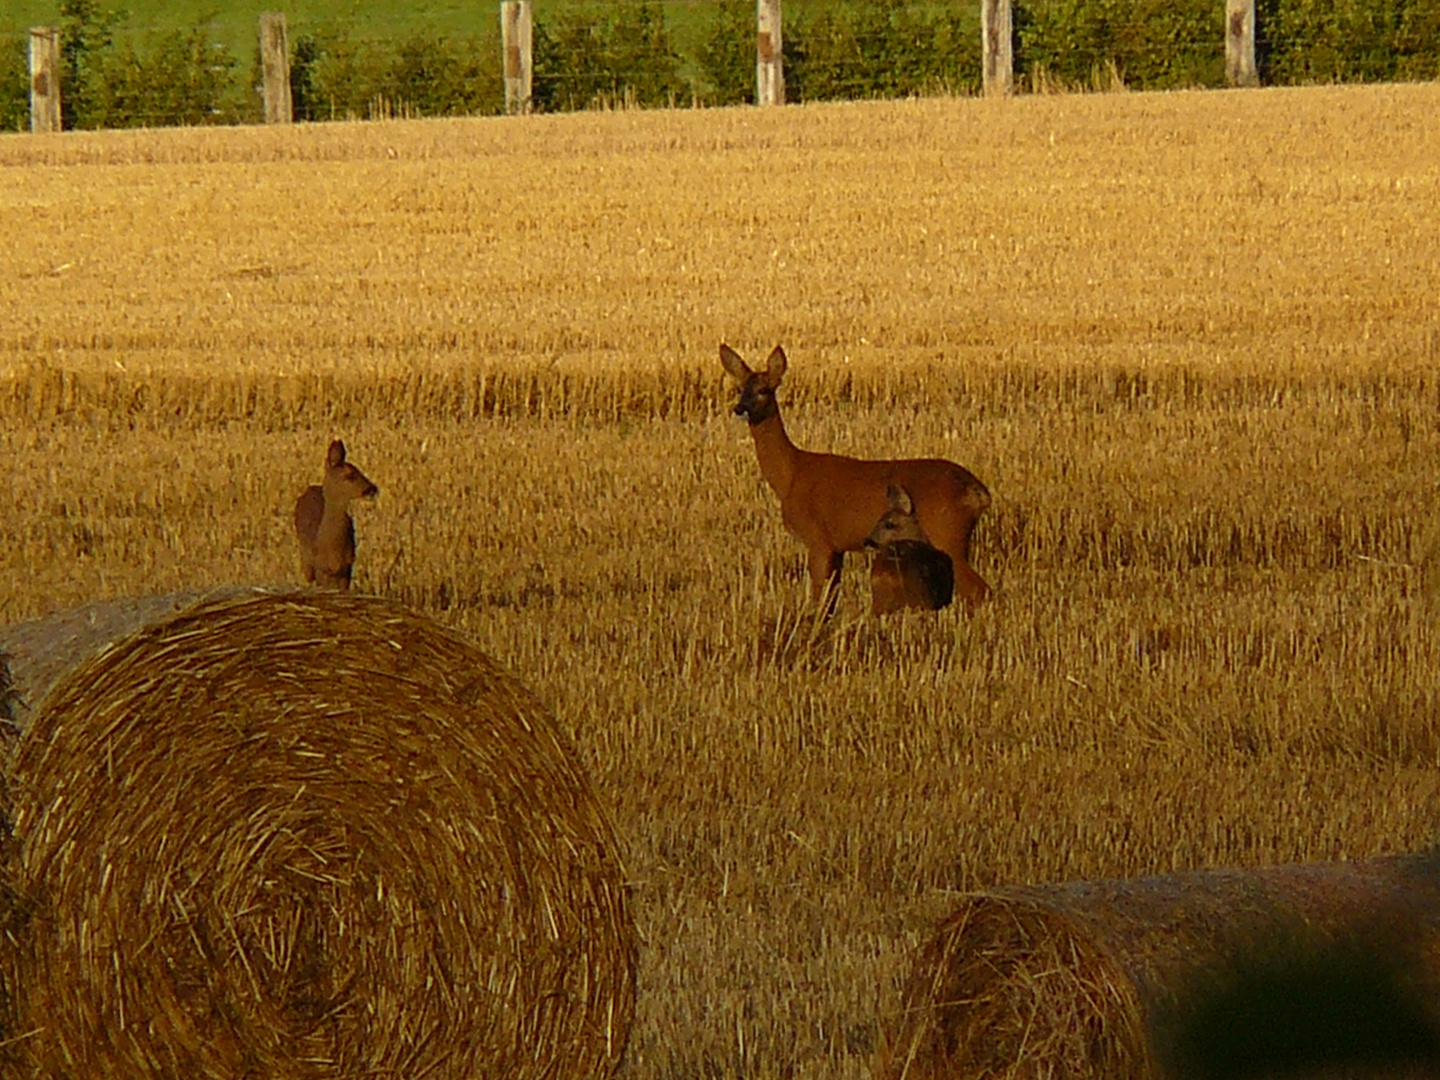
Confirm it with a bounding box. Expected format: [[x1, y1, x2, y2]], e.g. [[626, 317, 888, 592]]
[[294, 440, 378, 590], [865, 485, 955, 615], [721, 343, 990, 613]]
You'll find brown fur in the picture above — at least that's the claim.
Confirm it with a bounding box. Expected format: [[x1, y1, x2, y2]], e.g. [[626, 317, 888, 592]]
[[721, 344, 990, 612], [865, 485, 955, 615], [293, 439, 378, 590]]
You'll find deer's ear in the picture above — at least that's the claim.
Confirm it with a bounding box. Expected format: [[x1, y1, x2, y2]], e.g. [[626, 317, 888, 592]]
[[765, 345, 787, 383], [327, 440, 347, 468], [888, 485, 913, 514], [719, 344, 753, 382]]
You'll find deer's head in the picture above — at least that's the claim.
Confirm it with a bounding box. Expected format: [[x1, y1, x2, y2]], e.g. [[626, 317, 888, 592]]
[[720, 344, 787, 425], [865, 485, 931, 549], [323, 440, 379, 504]]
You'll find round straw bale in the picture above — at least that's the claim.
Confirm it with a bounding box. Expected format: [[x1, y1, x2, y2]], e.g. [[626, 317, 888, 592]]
[[882, 856, 1440, 1080], [0, 588, 246, 742], [0, 590, 635, 1080], [0, 649, 14, 730]]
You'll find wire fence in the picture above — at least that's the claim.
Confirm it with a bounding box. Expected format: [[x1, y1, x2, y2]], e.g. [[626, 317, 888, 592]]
[[3, 0, 1439, 134]]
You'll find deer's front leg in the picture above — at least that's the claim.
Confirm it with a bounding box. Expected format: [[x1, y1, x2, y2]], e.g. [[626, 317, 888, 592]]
[[808, 547, 844, 616]]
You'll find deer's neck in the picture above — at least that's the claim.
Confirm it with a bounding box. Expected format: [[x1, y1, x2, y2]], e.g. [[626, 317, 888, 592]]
[[315, 494, 353, 554], [747, 412, 799, 500]]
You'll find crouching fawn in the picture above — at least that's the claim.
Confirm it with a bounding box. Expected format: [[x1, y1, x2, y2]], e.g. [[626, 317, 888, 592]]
[[294, 439, 378, 590], [865, 485, 955, 615]]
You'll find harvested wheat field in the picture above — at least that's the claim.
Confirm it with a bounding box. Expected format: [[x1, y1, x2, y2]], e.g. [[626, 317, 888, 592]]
[[2, 82, 1440, 1078]]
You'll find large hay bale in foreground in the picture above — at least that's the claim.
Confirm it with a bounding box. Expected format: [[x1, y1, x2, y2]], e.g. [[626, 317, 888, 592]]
[[0, 589, 635, 1080], [882, 856, 1440, 1080]]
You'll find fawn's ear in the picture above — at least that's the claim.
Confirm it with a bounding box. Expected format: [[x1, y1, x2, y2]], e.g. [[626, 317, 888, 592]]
[[719, 344, 753, 382], [887, 484, 914, 515], [326, 440, 347, 469], [764, 345, 787, 383]]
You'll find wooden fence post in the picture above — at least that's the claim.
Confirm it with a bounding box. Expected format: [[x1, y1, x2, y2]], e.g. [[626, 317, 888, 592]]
[[756, 0, 784, 106], [260, 12, 293, 123], [1225, 0, 1258, 87], [981, 0, 1013, 97], [501, 1, 533, 115], [28, 26, 60, 134]]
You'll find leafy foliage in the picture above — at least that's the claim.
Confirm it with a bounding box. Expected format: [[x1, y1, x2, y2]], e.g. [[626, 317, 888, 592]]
[[386, 33, 502, 116], [0, 34, 26, 133], [1259, 0, 1440, 83], [49, 2, 248, 129], [288, 29, 502, 121], [1017, 0, 1222, 89], [533, 1, 688, 110], [785, 0, 982, 101], [696, 0, 755, 106], [1016, 0, 1440, 89], [87, 25, 244, 127], [58, 0, 121, 129]]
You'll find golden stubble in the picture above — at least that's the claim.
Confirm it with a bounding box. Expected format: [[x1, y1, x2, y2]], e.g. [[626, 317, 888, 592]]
[[2, 84, 1440, 1079]]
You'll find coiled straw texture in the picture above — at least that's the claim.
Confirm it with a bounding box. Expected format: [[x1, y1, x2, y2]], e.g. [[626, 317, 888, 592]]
[[0, 590, 635, 1080], [882, 855, 1440, 1080]]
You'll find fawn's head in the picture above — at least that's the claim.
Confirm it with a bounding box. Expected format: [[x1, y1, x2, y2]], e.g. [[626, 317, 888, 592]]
[[865, 485, 930, 549], [720, 344, 787, 425], [322, 440, 379, 504]]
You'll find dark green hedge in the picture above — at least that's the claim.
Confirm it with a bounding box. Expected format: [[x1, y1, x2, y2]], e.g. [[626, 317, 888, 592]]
[[1017, 0, 1440, 89], [0, 35, 25, 132], [1016, 0, 1224, 88], [289, 29, 503, 121], [1259, 0, 1440, 83], [17, 0, 255, 129], [783, 0, 984, 100], [4, 0, 1440, 133], [534, 2, 687, 109]]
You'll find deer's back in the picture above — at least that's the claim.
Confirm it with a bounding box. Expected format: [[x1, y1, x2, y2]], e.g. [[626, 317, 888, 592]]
[[294, 486, 325, 546], [788, 451, 989, 555]]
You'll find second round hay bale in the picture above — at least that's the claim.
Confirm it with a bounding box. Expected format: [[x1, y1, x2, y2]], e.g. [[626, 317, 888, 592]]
[[0, 590, 635, 1080], [882, 856, 1440, 1080], [0, 588, 238, 738]]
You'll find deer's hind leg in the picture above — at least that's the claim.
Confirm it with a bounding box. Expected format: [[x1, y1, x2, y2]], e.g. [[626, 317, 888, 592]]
[[943, 545, 990, 609], [927, 515, 990, 611]]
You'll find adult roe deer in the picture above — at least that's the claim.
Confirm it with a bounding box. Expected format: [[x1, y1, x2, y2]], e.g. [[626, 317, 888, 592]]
[[294, 439, 379, 590], [865, 484, 955, 615], [721, 344, 990, 612]]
